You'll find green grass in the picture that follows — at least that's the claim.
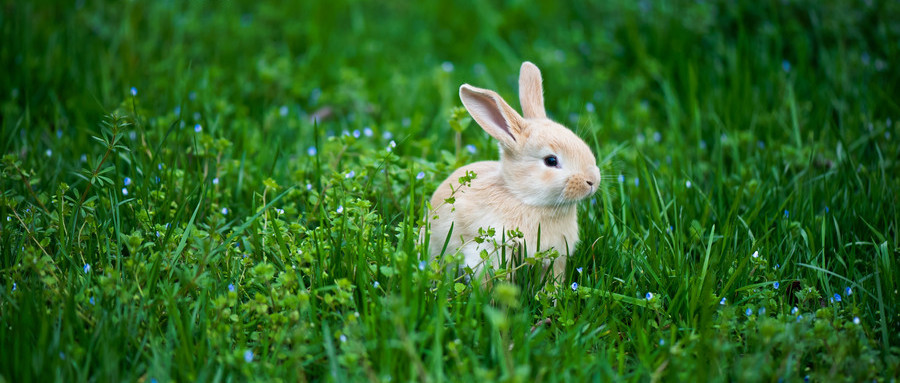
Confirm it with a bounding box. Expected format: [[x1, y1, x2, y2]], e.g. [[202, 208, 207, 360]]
[[2, 0, 899, 381]]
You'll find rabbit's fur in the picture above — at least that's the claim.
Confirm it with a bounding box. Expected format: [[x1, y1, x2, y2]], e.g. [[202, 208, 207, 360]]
[[425, 62, 600, 282]]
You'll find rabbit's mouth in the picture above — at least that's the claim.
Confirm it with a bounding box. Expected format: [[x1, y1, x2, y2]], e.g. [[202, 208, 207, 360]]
[[563, 175, 599, 201]]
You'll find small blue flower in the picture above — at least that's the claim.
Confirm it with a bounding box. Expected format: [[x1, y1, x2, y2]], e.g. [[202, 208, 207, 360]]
[[773, 281, 780, 289], [306, 183, 313, 191], [11, 282, 15, 291], [782, 60, 791, 72], [416, 171, 425, 180], [336, 205, 344, 214], [833, 293, 841, 302], [213, 177, 219, 185], [571, 282, 578, 291], [653, 132, 661, 142], [81, 154, 88, 162], [845, 286, 852, 296], [645, 292, 653, 300], [340, 334, 348, 342], [363, 127, 373, 137], [90, 296, 95, 305], [791, 306, 798, 315], [576, 267, 583, 274], [758, 307, 766, 316], [193, 112, 201, 121], [228, 284, 235, 292], [853, 317, 860, 324], [441, 61, 454, 72], [803, 374, 808, 383], [757, 140, 765, 149], [418, 260, 426, 271], [797, 314, 803, 321], [634, 178, 639, 187], [122, 187, 129, 196], [658, 338, 665, 346], [276, 208, 284, 215], [784, 210, 789, 218], [585, 102, 595, 113], [465, 144, 476, 154], [685, 180, 692, 188], [84, 264, 91, 274], [124, 177, 132, 186], [699, 140, 707, 150], [130, 87, 137, 96], [825, 206, 829, 213], [373, 281, 380, 288], [745, 308, 752, 316], [221, 207, 229, 215], [46, 149, 52, 157], [279, 106, 289, 117], [617, 175, 625, 183], [384, 130, 394, 140], [56, 130, 63, 138], [244, 350, 253, 362], [720, 297, 726, 305], [345, 170, 356, 179], [194, 124, 202, 133], [174, 106, 181, 116], [752, 250, 759, 258], [352, 129, 361, 138], [189, 91, 197, 100]]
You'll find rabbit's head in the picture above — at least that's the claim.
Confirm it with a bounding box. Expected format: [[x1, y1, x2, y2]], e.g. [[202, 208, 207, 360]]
[[459, 62, 600, 207]]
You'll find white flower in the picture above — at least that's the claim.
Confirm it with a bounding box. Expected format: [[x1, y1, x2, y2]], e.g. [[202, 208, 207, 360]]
[[752, 250, 759, 258]]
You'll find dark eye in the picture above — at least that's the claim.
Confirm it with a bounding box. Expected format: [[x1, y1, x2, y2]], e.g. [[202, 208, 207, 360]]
[[543, 155, 559, 167]]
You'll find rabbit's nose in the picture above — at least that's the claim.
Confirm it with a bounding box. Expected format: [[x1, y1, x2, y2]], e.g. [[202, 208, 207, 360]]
[[586, 180, 594, 186]]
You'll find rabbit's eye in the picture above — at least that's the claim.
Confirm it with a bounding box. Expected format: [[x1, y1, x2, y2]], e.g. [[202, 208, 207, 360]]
[[543, 155, 559, 167]]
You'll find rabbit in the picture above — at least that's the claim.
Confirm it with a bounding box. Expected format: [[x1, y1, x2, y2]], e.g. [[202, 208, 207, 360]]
[[424, 61, 601, 283]]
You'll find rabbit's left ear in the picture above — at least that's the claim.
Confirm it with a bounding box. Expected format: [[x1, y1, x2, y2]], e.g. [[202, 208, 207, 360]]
[[519, 62, 547, 119], [459, 84, 525, 149]]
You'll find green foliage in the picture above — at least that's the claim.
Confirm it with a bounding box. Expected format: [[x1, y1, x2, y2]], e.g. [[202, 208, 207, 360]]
[[1, 0, 899, 381]]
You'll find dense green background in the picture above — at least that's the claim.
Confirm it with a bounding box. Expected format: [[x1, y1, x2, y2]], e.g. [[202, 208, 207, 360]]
[[2, 0, 898, 381]]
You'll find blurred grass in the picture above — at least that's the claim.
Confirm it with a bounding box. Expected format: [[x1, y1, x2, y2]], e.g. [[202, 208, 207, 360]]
[[1, 0, 899, 381]]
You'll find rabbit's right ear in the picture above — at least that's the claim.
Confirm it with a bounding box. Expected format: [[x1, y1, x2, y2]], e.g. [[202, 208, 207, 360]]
[[459, 84, 525, 149], [518, 62, 547, 119]]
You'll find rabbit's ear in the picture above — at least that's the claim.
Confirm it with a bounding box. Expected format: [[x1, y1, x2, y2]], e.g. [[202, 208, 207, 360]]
[[459, 84, 525, 148], [518, 62, 547, 119]]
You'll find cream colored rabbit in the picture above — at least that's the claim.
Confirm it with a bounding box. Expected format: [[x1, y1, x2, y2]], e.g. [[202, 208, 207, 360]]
[[426, 62, 600, 282]]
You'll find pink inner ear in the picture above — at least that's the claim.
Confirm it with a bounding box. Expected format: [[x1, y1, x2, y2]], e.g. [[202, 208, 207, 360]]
[[468, 91, 516, 141]]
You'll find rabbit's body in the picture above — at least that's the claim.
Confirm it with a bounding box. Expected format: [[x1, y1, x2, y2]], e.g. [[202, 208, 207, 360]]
[[425, 62, 600, 282], [428, 160, 579, 276]]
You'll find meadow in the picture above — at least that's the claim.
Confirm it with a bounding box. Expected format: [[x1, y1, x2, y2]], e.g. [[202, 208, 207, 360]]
[[1, 0, 898, 381]]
